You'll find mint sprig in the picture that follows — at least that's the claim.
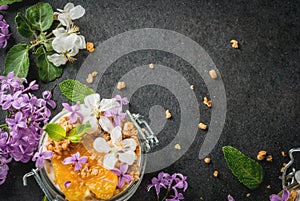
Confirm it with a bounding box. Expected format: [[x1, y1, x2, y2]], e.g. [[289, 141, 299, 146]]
[[44, 123, 66, 141], [59, 80, 95, 103], [44, 122, 91, 143], [222, 146, 264, 189], [0, 0, 22, 6]]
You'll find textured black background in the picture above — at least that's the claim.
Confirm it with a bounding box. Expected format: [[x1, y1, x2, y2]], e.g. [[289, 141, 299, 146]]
[[0, 0, 299, 200]]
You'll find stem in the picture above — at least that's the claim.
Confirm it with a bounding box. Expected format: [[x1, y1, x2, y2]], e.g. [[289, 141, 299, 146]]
[[0, 124, 8, 128], [156, 194, 160, 201], [161, 189, 171, 201]]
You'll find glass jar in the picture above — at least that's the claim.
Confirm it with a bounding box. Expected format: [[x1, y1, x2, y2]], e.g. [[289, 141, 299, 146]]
[[278, 148, 300, 199], [23, 110, 158, 201]]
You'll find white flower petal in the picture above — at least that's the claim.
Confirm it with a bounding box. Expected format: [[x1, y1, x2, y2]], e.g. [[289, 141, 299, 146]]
[[57, 13, 72, 27], [85, 116, 98, 132], [93, 137, 111, 153], [52, 33, 77, 53], [74, 35, 86, 50], [63, 3, 74, 11], [110, 126, 122, 144], [84, 94, 100, 108], [122, 138, 137, 151], [69, 5, 85, 20], [103, 153, 118, 170], [53, 27, 67, 37], [99, 99, 119, 112], [119, 150, 136, 165], [99, 116, 114, 133], [47, 54, 67, 66]]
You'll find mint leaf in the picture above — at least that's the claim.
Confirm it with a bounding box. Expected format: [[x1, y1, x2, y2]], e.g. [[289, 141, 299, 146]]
[[67, 122, 91, 143], [44, 123, 66, 141], [4, 43, 29, 78], [59, 80, 95, 103], [222, 146, 264, 189], [25, 2, 53, 31], [0, 0, 22, 5], [15, 13, 35, 38], [36, 49, 63, 82]]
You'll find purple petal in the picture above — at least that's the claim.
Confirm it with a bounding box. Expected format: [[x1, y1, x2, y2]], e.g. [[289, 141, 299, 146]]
[[269, 194, 284, 201], [35, 157, 44, 169], [122, 174, 132, 183], [111, 168, 121, 176], [117, 177, 125, 188], [154, 184, 161, 195], [74, 162, 82, 171], [0, 5, 9, 11], [78, 156, 88, 164], [62, 103, 73, 112], [119, 163, 128, 173], [282, 189, 290, 201], [69, 113, 77, 123], [62, 156, 74, 164], [64, 181, 71, 188], [146, 184, 154, 192], [228, 194, 235, 201], [41, 150, 53, 159]]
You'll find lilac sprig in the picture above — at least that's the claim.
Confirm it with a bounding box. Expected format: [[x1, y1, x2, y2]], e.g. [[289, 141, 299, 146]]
[[0, 72, 56, 185], [0, 5, 10, 48], [147, 172, 188, 201], [111, 163, 132, 188]]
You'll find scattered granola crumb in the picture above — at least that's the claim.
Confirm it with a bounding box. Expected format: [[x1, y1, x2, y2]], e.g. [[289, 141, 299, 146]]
[[204, 157, 211, 164], [91, 71, 98, 77], [149, 63, 155, 69], [280, 167, 285, 173], [86, 42, 95, 52], [246, 193, 251, 197], [283, 163, 287, 167], [267, 185, 271, 189], [266, 155, 273, 162], [165, 109, 172, 119], [209, 70, 217, 79], [257, 150, 267, 161], [213, 170, 218, 177], [198, 123, 207, 130], [86, 73, 93, 84], [203, 97, 212, 108], [117, 81, 126, 90], [190, 85, 194, 90], [281, 151, 287, 157], [200, 197, 204, 200], [175, 144, 181, 150], [230, 39, 239, 49], [141, 128, 146, 132]]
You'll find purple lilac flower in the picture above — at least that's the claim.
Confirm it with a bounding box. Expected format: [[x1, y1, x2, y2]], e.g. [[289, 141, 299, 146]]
[[62, 152, 88, 171], [228, 194, 235, 201], [62, 102, 83, 123], [147, 172, 170, 195], [32, 147, 53, 169], [0, 5, 8, 11], [0, 16, 10, 48], [111, 163, 132, 188], [166, 192, 184, 201], [0, 158, 9, 185], [0, 72, 55, 184], [104, 106, 126, 126], [114, 95, 129, 107], [42, 91, 56, 109], [269, 189, 290, 201], [172, 173, 188, 192]]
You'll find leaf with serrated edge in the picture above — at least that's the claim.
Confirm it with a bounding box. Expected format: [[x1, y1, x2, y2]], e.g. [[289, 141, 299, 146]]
[[36, 49, 63, 82], [25, 2, 53, 31], [44, 123, 66, 141], [59, 80, 95, 103], [222, 146, 264, 189], [15, 13, 35, 38], [4, 43, 29, 78]]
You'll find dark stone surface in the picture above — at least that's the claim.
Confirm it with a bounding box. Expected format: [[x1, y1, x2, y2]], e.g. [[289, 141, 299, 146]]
[[0, 0, 299, 200]]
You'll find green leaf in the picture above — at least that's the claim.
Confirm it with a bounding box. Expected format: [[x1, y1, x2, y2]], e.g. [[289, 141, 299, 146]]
[[15, 13, 35, 38], [222, 146, 264, 189], [25, 2, 53, 31], [59, 80, 95, 103], [67, 122, 91, 143], [41, 195, 48, 201], [42, 40, 53, 52], [36, 50, 63, 82], [4, 43, 29, 78], [44, 123, 66, 141], [0, 0, 22, 5]]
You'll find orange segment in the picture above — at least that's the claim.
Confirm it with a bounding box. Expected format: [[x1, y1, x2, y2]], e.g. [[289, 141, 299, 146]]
[[51, 143, 118, 201]]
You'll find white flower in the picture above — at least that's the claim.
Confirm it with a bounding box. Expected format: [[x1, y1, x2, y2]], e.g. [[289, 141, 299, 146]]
[[47, 27, 86, 66], [55, 3, 85, 28], [93, 126, 137, 170], [79, 93, 119, 132]]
